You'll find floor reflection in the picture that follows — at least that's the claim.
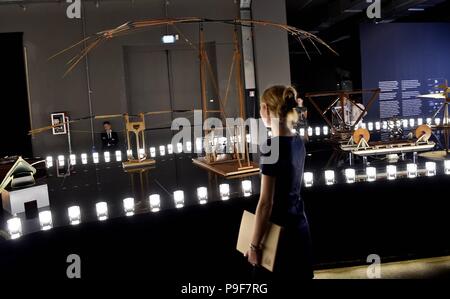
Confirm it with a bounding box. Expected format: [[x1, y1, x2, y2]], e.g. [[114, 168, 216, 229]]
[[1, 154, 261, 238]]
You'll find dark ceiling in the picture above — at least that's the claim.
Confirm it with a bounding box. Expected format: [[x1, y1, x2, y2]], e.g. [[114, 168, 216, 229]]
[[286, 0, 450, 97], [286, 0, 449, 33]]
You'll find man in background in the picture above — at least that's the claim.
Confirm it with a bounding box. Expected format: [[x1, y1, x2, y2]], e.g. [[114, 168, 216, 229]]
[[101, 121, 119, 151], [294, 96, 308, 136]]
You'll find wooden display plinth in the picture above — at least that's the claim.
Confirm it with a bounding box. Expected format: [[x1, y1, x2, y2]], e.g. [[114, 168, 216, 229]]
[[122, 159, 156, 170], [192, 157, 260, 178]]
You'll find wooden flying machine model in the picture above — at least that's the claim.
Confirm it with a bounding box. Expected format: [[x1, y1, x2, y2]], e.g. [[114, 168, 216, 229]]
[[29, 18, 337, 174]]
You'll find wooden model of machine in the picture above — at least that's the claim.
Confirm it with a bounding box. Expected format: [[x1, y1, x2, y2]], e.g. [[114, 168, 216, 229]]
[[419, 79, 450, 154], [305, 89, 380, 141], [340, 125, 435, 156], [122, 113, 155, 169], [29, 17, 337, 175], [191, 27, 259, 177]]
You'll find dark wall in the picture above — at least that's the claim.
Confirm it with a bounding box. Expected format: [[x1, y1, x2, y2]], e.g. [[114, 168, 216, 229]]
[[0, 32, 32, 157]]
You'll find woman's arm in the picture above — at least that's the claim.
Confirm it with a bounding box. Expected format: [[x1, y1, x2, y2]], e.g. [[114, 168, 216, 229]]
[[246, 174, 276, 265]]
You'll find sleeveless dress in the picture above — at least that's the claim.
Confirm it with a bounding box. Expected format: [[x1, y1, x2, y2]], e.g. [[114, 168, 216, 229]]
[[259, 135, 314, 280]]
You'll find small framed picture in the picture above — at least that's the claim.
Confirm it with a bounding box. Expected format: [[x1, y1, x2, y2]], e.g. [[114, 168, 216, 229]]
[[51, 112, 67, 135]]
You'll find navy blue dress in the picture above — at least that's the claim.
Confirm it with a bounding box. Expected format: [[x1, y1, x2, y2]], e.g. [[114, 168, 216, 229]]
[[259, 135, 313, 279]]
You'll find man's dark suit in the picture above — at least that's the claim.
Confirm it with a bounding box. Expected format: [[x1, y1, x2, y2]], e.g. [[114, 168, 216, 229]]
[[101, 131, 119, 151]]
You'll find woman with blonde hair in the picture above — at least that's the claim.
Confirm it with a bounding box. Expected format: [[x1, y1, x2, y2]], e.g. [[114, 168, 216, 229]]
[[245, 85, 313, 279]]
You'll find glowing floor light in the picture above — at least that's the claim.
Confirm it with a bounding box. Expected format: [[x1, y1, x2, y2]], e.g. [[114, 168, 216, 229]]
[[435, 118, 441, 126], [159, 145, 166, 156], [425, 162, 436, 177], [173, 190, 185, 208], [92, 152, 99, 164], [407, 163, 418, 178], [46, 156, 53, 168], [150, 147, 156, 158], [395, 120, 401, 128], [361, 123, 367, 129], [409, 118, 415, 127], [96, 202, 108, 221], [196, 138, 203, 152], [417, 118, 423, 125], [402, 119, 408, 128], [299, 128, 305, 137], [366, 167, 377, 182], [127, 149, 133, 157], [197, 187, 208, 205], [307, 127, 313, 137], [167, 144, 173, 154], [138, 148, 146, 159], [368, 122, 374, 131], [375, 122, 381, 131], [345, 168, 356, 184], [177, 143, 183, 153], [315, 127, 321, 136], [39, 210, 53, 231], [304, 172, 314, 187], [324, 170, 335, 185], [241, 180, 252, 197], [149, 194, 161, 212], [426, 118, 432, 125], [382, 121, 388, 130], [57, 155, 65, 167], [70, 154, 77, 166], [68, 206, 81, 225], [7, 217, 22, 239], [115, 150, 122, 162], [386, 165, 397, 180], [104, 152, 110, 163], [219, 183, 230, 200], [186, 141, 192, 152], [444, 160, 450, 175], [323, 126, 329, 136], [246, 134, 251, 143], [81, 153, 88, 165], [123, 197, 135, 216]]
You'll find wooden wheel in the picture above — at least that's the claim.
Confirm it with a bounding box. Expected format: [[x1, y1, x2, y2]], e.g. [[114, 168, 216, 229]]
[[415, 124, 432, 141], [353, 128, 370, 144]]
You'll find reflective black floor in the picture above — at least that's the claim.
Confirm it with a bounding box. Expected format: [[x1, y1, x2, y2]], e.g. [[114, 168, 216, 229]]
[[1, 153, 261, 237]]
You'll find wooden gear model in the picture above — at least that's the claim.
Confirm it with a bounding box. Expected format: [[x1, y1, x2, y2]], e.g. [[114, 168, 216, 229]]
[[340, 124, 435, 156]]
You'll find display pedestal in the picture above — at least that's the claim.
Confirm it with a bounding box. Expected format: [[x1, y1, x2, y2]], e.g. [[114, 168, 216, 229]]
[[192, 157, 259, 178], [1, 184, 49, 215], [122, 159, 156, 170]]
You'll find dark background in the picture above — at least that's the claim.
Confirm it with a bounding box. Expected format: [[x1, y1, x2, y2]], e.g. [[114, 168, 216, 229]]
[[0, 32, 32, 157], [287, 0, 450, 125]]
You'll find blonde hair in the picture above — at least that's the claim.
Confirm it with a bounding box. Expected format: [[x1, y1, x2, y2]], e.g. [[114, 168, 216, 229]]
[[260, 85, 299, 128]]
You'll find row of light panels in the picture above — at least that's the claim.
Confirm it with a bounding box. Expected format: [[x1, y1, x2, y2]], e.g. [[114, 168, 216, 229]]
[[45, 136, 263, 167], [304, 161, 450, 187], [6, 180, 254, 239], [355, 117, 442, 131]]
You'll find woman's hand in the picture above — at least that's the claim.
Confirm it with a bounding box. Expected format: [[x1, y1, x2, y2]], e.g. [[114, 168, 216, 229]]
[[244, 248, 261, 267]]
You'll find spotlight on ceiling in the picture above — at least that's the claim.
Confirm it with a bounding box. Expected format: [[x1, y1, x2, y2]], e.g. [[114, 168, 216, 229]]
[[161, 34, 179, 44]]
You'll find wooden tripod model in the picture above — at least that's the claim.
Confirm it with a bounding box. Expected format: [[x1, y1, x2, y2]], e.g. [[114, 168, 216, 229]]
[[193, 27, 258, 177], [123, 113, 155, 168]]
